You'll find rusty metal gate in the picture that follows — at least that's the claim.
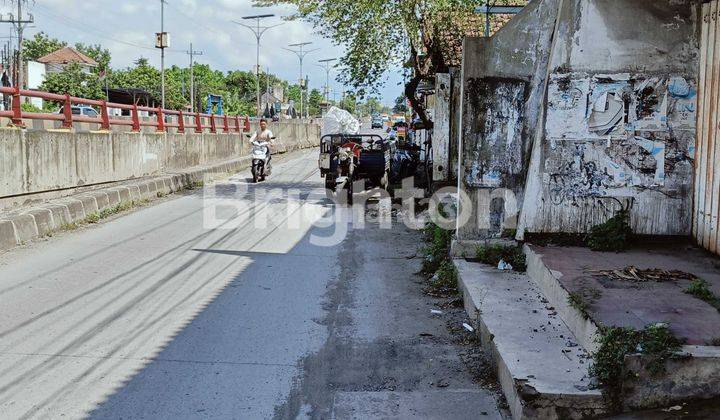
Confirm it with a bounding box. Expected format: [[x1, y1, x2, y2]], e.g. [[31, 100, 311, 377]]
[[695, 1, 720, 254]]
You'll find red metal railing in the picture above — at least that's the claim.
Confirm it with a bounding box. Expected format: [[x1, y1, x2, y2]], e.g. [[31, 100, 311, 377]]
[[0, 86, 251, 134]]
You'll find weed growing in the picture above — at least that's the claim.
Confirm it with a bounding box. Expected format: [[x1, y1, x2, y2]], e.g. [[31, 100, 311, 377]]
[[684, 279, 720, 311], [586, 209, 632, 252], [590, 323, 684, 407], [475, 244, 526, 272]]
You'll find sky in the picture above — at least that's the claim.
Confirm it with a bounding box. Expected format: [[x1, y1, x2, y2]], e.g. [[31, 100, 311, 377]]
[[0, 0, 404, 105]]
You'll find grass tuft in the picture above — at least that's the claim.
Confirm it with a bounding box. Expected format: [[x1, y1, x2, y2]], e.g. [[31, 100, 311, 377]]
[[590, 323, 684, 407], [684, 279, 720, 312], [475, 244, 526, 272], [586, 209, 632, 252]]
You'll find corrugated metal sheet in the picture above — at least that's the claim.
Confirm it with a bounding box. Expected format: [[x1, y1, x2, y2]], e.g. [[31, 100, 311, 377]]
[[695, 2, 720, 254]]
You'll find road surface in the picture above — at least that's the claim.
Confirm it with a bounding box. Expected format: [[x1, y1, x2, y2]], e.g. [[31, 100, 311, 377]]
[[0, 133, 503, 419]]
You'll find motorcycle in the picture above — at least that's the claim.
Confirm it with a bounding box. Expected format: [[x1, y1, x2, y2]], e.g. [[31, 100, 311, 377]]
[[247, 135, 276, 183]]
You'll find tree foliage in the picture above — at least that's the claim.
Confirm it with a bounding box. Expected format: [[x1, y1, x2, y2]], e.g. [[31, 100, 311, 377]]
[[25, 33, 313, 117], [24, 32, 67, 61], [393, 95, 408, 114], [39, 62, 104, 102], [255, 0, 524, 125], [75, 43, 112, 71]]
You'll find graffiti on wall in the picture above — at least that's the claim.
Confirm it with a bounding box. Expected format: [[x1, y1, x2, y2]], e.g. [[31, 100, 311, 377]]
[[544, 73, 696, 205], [463, 77, 526, 188]]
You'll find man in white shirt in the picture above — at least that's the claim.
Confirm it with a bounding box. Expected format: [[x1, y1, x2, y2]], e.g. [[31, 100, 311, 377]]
[[250, 118, 275, 163]]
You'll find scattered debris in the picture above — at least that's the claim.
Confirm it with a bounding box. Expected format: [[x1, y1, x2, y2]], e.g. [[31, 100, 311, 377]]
[[662, 405, 683, 412], [436, 378, 450, 388], [430, 309, 443, 315], [497, 259, 513, 271], [463, 323, 475, 332], [590, 266, 696, 283]]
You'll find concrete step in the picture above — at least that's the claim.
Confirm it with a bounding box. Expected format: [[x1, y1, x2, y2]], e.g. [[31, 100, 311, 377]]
[[454, 259, 607, 419], [522, 244, 720, 411]]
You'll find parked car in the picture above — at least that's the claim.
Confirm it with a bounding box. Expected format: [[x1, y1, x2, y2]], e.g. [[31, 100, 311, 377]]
[[371, 116, 383, 129], [57, 105, 99, 117]]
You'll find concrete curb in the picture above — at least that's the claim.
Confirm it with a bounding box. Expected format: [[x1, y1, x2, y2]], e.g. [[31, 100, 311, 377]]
[[522, 244, 720, 411], [0, 154, 257, 253], [523, 244, 601, 353], [454, 259, 606, 419]]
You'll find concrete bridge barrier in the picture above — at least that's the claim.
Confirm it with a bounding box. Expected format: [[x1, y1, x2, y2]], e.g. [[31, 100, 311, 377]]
[[0, 121, 320, 209]]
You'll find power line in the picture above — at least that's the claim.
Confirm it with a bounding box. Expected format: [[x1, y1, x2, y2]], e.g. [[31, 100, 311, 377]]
[[32, 4, 185, 54]]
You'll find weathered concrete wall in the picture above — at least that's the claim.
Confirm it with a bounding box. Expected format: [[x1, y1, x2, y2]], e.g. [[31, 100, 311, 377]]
[[520, 0, 701, 236], [0, 121, 319, 203], [457, 0, 701, 239], [458, 0, 560, 238]]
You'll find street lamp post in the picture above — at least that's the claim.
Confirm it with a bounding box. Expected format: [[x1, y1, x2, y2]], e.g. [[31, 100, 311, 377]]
[[234, 15, 282, 117], [316, 58, 336, 104], [283, 42, 318, 119]]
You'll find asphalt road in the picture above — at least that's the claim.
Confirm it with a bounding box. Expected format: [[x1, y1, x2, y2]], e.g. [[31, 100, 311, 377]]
[[0, 129, 503, 419]]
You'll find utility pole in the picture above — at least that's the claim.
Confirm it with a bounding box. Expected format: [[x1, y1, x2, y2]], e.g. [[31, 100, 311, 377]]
[[316, 58, 336, 104], [0, 1, 33, 89], [283, 42, 318, 119], [185, 43, 203, 113], [234, 15, 282, 117], [155, 0, 169, 109]]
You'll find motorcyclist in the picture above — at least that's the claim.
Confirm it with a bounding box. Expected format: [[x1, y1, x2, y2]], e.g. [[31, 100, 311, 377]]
[[250, 118, 274, 164]]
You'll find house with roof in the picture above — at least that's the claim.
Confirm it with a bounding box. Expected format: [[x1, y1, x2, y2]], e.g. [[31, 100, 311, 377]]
[[25, 46, 99, 109], [36, 46, 98, 74]]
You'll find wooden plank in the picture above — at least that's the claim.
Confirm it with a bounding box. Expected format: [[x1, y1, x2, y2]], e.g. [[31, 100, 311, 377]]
[[706, 1, 720, 249], [695, 2, 711, 241], [701, 1, 718, 248], [712, 0, 720, 253]]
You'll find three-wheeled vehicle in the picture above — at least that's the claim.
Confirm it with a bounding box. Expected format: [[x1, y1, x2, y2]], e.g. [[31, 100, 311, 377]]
[[319, 134, 391, 204]]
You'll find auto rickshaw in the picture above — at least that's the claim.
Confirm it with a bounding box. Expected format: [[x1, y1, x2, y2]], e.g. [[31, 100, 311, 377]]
[[318, 134, 391, 204]]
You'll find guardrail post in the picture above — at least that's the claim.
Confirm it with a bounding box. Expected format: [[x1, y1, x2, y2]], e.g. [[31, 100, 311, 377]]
[[194, 112, 202, 133], [234, 115, 241, 133], [210, 114, 217, 134], [11, 86, 23, 127], [178, 110, 185, 133], [223, 114, 229, 133], [61, 94, 73, 129], [131, 104, 140, 132], [100, 100, 110, 130], [156, 107, 165, 133], [244, 116, 251, 132]]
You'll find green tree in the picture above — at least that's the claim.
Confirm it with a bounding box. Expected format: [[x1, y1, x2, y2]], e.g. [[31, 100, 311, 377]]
[[75, 43, 112, 71], [339, 92, 357, 114], [393, 95, 408, 114], [39, 62, 103, 101], [255, 0, 523, 126], [308, 88, 323, 116], [359, 97, 383, 116], [24, 32, 67, 61]]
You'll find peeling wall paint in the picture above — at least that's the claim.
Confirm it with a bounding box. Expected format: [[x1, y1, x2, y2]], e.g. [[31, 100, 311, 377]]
[[516, 0, 701, 237], [463, 77, 526, 188], [536, 73, 696, 234]]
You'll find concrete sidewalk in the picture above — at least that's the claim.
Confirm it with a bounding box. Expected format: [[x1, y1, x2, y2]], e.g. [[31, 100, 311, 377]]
[[526, 244, 720, 346]]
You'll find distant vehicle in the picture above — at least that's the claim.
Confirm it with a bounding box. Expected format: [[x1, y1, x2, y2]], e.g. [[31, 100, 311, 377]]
[[371, 117, 383, 129], [57, 105, 99, 117], [381, 115, 390, 122], [394, 116, 406, 124]]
